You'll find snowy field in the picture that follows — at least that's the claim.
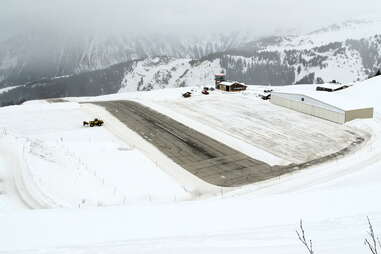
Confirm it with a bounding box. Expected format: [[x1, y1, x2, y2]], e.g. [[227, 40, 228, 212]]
[[0, 102, 190, 210], [1, 76, 381, 253]]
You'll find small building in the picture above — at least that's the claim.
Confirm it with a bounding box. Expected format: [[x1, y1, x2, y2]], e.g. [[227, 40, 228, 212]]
[[316, 83, 350, 92], [215, 74, 226, 89], [270, 92, 373, 124], [218, 81, 247, 92]]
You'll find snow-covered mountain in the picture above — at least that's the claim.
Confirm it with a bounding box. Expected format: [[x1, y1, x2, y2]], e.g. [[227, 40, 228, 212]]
[[118, 20, 381, 91], [1, 18, 381, 106], [130, 18, 381, 89], [265, 18, 381, 50], [0, 31, 252, 86], [119, 57, 222, 92]]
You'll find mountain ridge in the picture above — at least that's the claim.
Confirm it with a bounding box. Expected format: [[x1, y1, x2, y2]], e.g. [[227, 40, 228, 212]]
[[0, 18, 380, 106]]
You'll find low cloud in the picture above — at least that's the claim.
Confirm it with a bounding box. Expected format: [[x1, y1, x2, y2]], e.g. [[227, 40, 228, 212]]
[[1, 0, 380, 40]]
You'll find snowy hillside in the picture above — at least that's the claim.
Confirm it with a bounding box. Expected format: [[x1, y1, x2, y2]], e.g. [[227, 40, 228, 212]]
[[195, 18, 381, 85], [266, 18, 381, 50], [0, 102, 191, 209], [117, 23, 381, 88], [0, 18, 380, 105], [0, 31, 252, 86], [119, 57, 223, 92], [0, 76, 381, 254], [1, 76, 381, 253]]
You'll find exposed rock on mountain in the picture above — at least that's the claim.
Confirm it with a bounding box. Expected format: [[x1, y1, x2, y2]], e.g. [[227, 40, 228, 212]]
[[0, 32, 251, 86], [0, 19, 380, 106]]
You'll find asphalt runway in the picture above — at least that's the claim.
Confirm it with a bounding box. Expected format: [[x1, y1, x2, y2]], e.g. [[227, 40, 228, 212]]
[[92, 100, 364, 187]]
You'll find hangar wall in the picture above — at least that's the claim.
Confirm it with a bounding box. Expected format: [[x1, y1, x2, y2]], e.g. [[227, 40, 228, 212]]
[[345, 108, 374, 122], [270, 93, 346, 124]]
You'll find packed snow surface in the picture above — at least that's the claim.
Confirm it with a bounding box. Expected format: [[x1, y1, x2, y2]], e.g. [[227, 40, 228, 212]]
[[1, 76, 381, 253], [0, 102, 190, 210], [145, 89, 365, 164]]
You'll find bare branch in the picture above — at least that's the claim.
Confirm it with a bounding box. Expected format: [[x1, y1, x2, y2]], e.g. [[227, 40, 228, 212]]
[[296, 219, 314, 254], [365, 217, 378, 254]]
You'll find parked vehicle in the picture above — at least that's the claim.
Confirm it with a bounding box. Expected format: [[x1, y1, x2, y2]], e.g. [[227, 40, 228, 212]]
[[183, 92, 192, 98], [83, 118, 104, 127], [202, 90, 209, 95]]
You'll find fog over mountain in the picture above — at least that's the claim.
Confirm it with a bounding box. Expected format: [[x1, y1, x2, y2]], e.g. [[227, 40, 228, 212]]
[[1, 0, 381, 41], [0, 0, 381, 105]]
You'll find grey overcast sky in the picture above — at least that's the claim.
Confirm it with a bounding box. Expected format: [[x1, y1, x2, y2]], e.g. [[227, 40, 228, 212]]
[[1, 0, 381, 40]]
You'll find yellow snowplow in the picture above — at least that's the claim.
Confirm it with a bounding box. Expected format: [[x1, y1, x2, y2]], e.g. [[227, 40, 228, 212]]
[[83, 118, 104, 127]]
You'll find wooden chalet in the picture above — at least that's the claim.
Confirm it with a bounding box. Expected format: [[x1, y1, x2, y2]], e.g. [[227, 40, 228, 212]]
[[218, 81, 247, 92]]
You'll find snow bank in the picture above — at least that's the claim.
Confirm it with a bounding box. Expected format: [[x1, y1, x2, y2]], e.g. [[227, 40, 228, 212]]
[[1, 187, 381, 253], [0, 102, 191, 210], [342, 75, 381, 111], [0, 129, 64, 209]]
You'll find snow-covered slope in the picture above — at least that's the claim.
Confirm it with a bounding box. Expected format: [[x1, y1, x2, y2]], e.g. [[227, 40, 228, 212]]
[[0, 18, 380, 105], [119, 57, 223, 92], [0, 102, 191, 209], [265, 18, 381, 50], [1, 77, 381, 253], [0, 31, 252, 85], [118, 26, 381, 90], [211, 18, 381, 85]]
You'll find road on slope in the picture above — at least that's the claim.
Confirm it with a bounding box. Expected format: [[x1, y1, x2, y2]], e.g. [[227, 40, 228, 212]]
[[91, 100, 365, 187]]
